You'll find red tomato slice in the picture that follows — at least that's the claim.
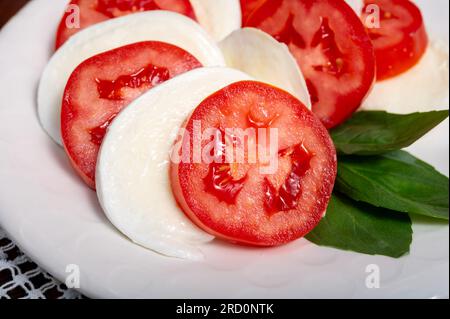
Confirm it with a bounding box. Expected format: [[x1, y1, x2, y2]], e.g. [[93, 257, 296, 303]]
[[61, 41, 202, 189], [361, 0, 428, 81], [55, 0, 196, 49], [240, 0, 267, 24], [170, 81, 337, 246], [244, 0, 375, 129]]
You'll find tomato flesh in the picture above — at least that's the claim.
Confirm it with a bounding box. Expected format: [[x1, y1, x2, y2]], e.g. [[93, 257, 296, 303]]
[[61, 41, 202, 189], [245, 0, 375, 129], [89, 114, 117, 146], [55, 0, 196, 49], [96, 0, 161, 18], [361, 0, 428, 81], [240, 0, 268, 24], [170, 81, 337, 246]]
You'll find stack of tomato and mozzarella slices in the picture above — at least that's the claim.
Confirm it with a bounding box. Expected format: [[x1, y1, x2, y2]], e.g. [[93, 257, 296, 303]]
[[37, 0, 448, 260]]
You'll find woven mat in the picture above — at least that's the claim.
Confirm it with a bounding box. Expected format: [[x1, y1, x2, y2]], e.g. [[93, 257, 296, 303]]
[[0, 227, 82, 299]]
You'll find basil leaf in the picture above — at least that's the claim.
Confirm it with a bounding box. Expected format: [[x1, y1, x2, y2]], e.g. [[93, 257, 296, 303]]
[[336, 151, 449, 220], [306, 193, 412, 258], [331, 110, 449, 155]]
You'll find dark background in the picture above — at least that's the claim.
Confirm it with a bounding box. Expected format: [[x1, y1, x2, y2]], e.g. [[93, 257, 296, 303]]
[[0, 0, 29, 28]]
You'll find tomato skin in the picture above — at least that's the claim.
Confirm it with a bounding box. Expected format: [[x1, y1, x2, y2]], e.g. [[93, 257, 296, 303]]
[[55, 0, 196, 49], [61, 41, 202, 189], [245, 0, 376, 129], [362, 0, 428, 81], [170, 81, 337, 246]]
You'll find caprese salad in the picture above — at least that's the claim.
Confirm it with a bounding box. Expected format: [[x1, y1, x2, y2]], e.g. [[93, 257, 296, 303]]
[[37, 0, 449, 260]]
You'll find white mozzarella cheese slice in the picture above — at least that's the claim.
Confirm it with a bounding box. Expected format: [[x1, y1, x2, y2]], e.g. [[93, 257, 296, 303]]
[[38, 10, 225, 145], [219, 28, 312, 109], [96, 67, 252, 260], [190, 0, 242, 41]]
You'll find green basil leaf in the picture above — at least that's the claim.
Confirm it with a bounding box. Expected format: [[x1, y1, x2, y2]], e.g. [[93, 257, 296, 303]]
[[306, 193, 412, 258], [336, 151, 449, 220], [331, 110, 449, 155]]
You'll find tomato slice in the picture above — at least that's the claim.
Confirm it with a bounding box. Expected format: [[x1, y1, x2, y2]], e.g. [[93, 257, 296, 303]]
[[361, 0, 428, 81], [244, 0, 375, 129], [61, 41, 202, 189], [240, 0, 267, 24], [170, 81, 337, 246], [55, 0, 196, 49]]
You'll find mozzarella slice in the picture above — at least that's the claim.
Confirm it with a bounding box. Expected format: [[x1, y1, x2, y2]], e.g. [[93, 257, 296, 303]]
[[96, 67, 252, 260], [38, 11, 225, 146], [362, 41, 450, 113], [219, 28, 312, 109], [190, 0, 242, 41]]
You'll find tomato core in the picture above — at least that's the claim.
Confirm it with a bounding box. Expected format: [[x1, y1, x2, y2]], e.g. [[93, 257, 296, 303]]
[[95, 64, 170, 101], [264, 144, 312, 215], [204, 163, 248, 205], [274, 13, 306, 48], [203, 129, 248, 204], [311, 18, 346, 77]]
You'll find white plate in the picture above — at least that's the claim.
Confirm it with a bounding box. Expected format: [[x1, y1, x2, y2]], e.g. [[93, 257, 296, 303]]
[[0, 0, 448, 299]]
